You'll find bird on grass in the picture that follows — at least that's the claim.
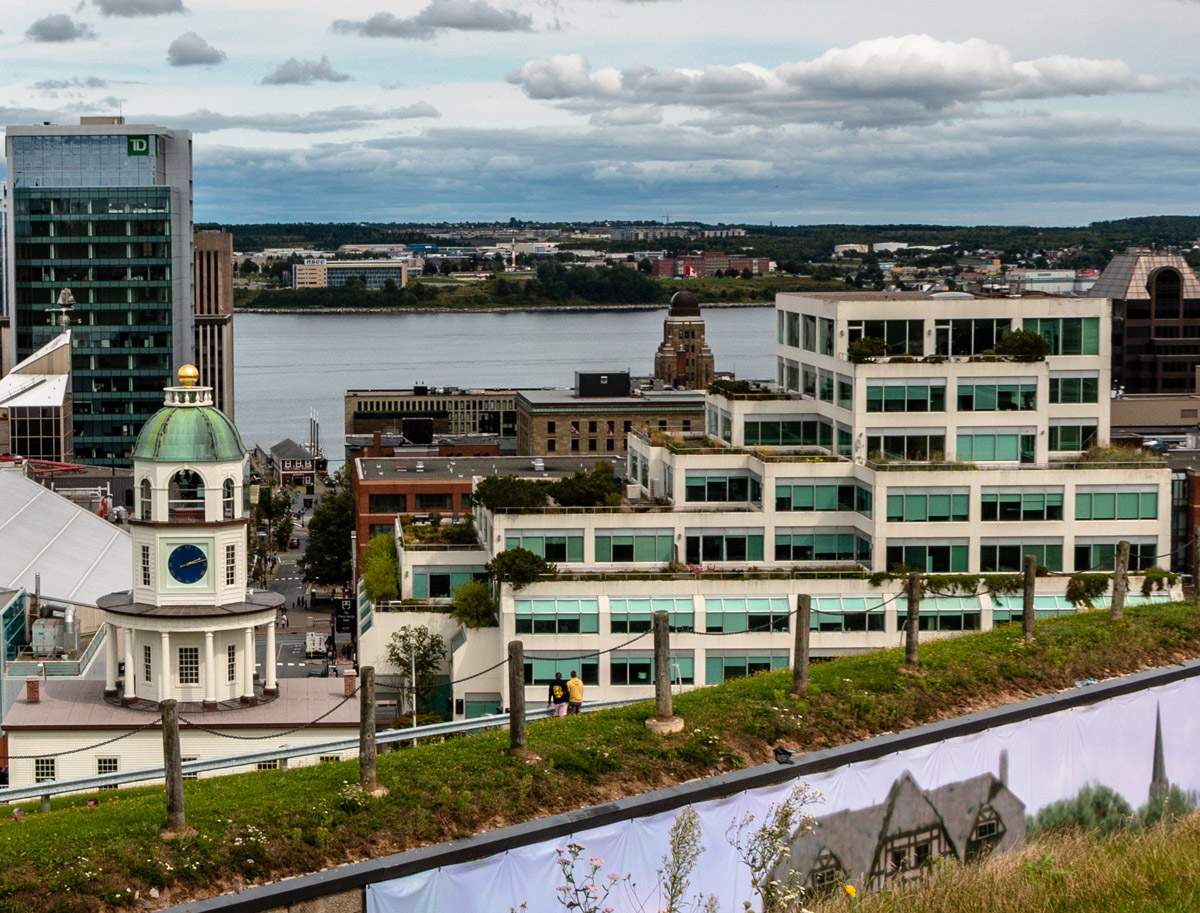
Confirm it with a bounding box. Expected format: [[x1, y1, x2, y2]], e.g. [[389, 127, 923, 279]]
[[774, 745, 798, 765]]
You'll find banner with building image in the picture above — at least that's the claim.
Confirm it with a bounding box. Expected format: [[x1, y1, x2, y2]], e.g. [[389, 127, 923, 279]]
[[367, 673, 1200, 912]]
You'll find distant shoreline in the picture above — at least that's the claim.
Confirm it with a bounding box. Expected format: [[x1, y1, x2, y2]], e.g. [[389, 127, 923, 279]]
[[233, 301, 774, 315]]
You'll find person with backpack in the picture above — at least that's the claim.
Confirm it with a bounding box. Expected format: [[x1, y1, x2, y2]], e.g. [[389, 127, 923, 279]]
[[547, 672, 569, 718]]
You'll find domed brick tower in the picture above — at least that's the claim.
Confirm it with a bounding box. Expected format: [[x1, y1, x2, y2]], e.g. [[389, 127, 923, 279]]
[[653, 291, 715, 389], [98, 366, 283, 710]]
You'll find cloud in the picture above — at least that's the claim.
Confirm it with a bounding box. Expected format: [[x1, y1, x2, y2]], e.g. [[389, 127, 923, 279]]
[[161, 104, 439, 133], [26, 14, 97, 42], [589, 106, 661, 127], [167, 32, 226, 66], [332, 0, 534, 40], [34, 76, 109, 90], [261, 56, 351, 85], [507, 35, 1165, 128], [93, 0, 185, 15]]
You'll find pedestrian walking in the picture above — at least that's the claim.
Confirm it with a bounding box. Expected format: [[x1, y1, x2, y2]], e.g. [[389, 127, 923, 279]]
[[282, 612, 288, 628], [547, 672, 569, 718], [566, 670, 584, 715]]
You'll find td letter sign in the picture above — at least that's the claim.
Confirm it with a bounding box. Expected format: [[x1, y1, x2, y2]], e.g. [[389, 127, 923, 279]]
[[127, 135, 150, 156]]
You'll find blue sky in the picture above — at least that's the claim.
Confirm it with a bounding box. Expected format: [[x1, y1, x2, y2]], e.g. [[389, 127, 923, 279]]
[[2, 0, 1198, 226]]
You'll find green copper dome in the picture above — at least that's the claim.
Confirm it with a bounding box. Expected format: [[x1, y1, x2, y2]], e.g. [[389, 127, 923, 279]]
[[132, 366, 245, 463]]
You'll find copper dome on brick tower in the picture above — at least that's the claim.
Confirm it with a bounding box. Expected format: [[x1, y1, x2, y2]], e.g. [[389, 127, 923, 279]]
[[668, 290, 701, 317]]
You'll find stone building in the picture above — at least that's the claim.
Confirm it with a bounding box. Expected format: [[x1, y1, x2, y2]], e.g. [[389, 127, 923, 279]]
[[654, 291, 715, 389]]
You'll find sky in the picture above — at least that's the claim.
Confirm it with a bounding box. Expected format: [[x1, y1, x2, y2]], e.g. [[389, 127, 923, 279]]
[[1, 0, 1198, 226]]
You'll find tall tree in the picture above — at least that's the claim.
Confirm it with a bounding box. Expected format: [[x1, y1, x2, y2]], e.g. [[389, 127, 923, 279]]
[[299, 471, 355, 588], [361, 533, 399, 603]]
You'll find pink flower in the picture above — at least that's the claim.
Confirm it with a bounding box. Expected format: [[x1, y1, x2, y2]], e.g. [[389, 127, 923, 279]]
[[557, 885, 569, 893], [588, 885, 599, 897], [604, 908, 614, 913], [607, 873, 621, 882], [590, 857, 604, 868]]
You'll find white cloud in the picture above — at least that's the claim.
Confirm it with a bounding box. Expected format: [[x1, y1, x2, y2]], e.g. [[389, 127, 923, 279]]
[[261, 56, 351, 85], [93, 0, 185, 16], [158, 104, 440, 133], [26, 14, 97, 42], [332, 0, 534, 40], [167, 32, 226, 66], [34, 76, 109, 90]]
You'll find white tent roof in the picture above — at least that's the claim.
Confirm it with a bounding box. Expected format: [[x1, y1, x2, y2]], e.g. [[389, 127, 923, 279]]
[[0, 467, 131, 606]]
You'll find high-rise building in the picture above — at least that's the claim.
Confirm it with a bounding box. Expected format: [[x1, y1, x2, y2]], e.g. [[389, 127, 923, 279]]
[[194, 230, 235, 418], [4, 117, 194, 465]]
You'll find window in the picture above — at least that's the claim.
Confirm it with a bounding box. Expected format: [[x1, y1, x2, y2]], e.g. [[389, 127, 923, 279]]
[[811, 596, 887, 632], [178, 646, 200, 684], [319, 755, 340, 764], [257, 760, 279, 771], [934, 318, 1012, 356], [774, 529, 869, 563], [415, 493, 454, 510], [1024, 317, 1100, 355], [34, 758, 56, 783], [957, 382, 1036, 412], [413, 568, 486, 599], [141, 544, 151, 587], [588, 421, 597, 433], [818, 372, 835, 402], [182, 756, 199, 781], [866, 383, 946, 413], [1049, 376, 1099, 404], [956, 432, 1034, 463], [514, 598, 599, 634], [802, 314, 816, 351], [704, 597, 790, 633], [595, 530, 674, 563], [504, 530, 584, 562], [227, 643, 237, 682], [705, 652, 788, 684], [980, 491, 1063, 521], [1074, 541, 1158, 571], [97, 756, 119, 788], [885, 542, 968, 573], [609, 598, 695, 633], [837, 377, 853, 409], [143, 644, 152, 683], [980, 541, 1062, 572], [1075, 489, 1158, 520], [225, 544, 237, 585], [223, 478, 235, 519], [139, 477, 151, 520], [611, 654, 694, 685], [547, 439, 556, 452], [524, 656, 599, 686], [684, 472, 762, 505], [867, 432, 946, 463], [897, 596, 983, 631], [802, 367, 817, 398], [745, 415, 834, 449], [547, 421, 555, 434], [571, 439, 579, 452], [1048, 424, 1098, 451], [886, 491, 969, 522], [368, 493, 406, 513], [775, 481, 871, 514], [847, 319, 924, 355], [685, 529, 765, 563], [819, 317, 835, 356]]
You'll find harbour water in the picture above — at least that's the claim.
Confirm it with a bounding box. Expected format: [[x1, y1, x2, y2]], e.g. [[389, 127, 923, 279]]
[[233, 306, 775, 464]]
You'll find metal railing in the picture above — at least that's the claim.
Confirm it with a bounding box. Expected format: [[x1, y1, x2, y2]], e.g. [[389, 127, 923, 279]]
[[0, 698, 644, 804]]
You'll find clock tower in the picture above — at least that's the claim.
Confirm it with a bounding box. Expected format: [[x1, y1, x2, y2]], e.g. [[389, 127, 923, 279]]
[[98, 366, 283, 709]]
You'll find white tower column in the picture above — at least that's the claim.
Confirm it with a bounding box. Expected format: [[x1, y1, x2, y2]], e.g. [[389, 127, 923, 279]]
[[122, 627, 137, 705], [264, 619, 278, 695], [241, 626, 256, 704], [159, 630, 171, 702], [104, 621, 118, 697], [203, 631, 217, 709]]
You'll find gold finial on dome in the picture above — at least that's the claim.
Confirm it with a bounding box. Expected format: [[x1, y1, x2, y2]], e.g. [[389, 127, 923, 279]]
[[177, 364, 200, 388]]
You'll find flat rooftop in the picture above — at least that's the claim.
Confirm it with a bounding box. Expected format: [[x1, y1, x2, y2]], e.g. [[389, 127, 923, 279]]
[[355, 455, 615, 483], [516, 388, 706, 407]]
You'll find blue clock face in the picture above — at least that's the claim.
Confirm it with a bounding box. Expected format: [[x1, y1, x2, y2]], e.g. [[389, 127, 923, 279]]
[[167, 544, 208, 584]]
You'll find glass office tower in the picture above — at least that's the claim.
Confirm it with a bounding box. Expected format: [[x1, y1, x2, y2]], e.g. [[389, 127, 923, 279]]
[[5, 119, 193, 465]]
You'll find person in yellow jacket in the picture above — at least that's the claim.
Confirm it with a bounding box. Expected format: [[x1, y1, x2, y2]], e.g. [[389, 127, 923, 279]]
[[566, 670, 584, 715]]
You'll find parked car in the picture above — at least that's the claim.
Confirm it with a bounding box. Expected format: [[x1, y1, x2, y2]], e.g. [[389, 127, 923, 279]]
[[288, 537, 300, 549]]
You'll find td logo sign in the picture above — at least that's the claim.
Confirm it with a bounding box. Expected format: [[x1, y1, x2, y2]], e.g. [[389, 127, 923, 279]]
[[127, 135, 150, 156]]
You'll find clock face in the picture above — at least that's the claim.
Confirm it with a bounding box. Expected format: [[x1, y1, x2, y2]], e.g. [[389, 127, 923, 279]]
[[167, 543, 208, 585]]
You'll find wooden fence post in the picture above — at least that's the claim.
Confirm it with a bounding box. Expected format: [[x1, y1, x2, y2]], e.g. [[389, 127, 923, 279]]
[[508, 641, 528, 755], [1023, 554, 1037, 642], [161, 699, 187, 834], [359, 666, 378, 790], [905, 572, 921, 668], [1111, 540, 1130, 621], [792, 594, 811, 697], [646, 611, 683, 733]]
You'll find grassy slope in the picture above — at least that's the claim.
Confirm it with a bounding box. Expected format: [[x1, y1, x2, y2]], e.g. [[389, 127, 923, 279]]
[[2, 601, 1199, 912]]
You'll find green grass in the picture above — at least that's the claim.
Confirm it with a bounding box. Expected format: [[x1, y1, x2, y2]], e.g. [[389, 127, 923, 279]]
[[811, 811, 1200, 913], [2, 602, 1199, 911]]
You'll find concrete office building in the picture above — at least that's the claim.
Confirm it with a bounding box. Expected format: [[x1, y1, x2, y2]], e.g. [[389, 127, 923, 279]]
[[367, 291, 1176, 717], [346, 387, 518, 440], [4, 117, 194, 466], [292, 259, 409, 290], [194, 230, 235, 418]]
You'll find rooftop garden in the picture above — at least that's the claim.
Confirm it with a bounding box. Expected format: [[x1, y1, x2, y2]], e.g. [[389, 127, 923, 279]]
[[3, 600, 1199, 911], [706, 378, 790, 400], [474, 463, 623, 513]]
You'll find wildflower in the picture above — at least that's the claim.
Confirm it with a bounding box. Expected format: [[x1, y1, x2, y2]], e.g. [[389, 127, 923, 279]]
[[845, 884, 857, 899], [607, 872, 621, 882], [590, 857, 604, 867], [588, 885, 599, 897]]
